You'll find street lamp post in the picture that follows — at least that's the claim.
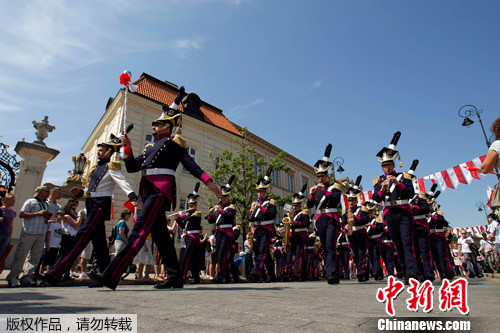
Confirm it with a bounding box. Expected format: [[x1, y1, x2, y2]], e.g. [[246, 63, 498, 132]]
[[331, 156, 345, 179], [458, 104, 500, 179], [476, 201, 489, 219]]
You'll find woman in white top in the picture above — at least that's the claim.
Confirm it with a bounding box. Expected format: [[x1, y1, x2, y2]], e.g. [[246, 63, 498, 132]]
[[481, 117, 500, 174]]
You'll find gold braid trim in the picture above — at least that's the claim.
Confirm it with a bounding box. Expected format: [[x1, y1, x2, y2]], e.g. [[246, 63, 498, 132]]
[[173, 135, 187, 149], [108, 161, 122, 171], [82, 165, 97, 189]]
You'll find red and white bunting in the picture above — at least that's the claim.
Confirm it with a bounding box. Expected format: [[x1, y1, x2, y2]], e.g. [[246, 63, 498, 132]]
[[417, 155, 492, 193], [452, 225, 488, 238], [340, 190, 374, 210], [487, 186, 494, 207]]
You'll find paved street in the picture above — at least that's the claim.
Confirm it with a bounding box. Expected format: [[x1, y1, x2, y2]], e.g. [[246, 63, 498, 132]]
[[0, 272, 499, 332]]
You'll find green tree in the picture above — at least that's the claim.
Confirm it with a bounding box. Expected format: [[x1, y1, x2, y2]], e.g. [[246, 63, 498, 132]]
[[208, 127, 290, 230]]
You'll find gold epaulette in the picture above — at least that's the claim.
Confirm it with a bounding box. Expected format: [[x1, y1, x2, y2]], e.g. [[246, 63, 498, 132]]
[[333, 183, 342, 191], [143, 143, 153, 153], [269, 199, 277, 206], [108, 161, 121, 170], [403, 172, 413, 180], [418, 193, 427, 200], [437, 210, 443, 216], [373, 176, 380, 187], [173, 135, 187, 149], [301, 208, 310, 215], [361, 206, 369, 213], [193, 211, 202, 218], [229, 204, 237, 210]]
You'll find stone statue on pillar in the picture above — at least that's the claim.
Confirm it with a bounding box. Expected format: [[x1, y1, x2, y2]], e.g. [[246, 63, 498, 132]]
[[32, 116, 56, 146]]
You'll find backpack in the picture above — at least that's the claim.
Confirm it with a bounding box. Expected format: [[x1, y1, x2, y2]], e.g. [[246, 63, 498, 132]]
[[108, 226, 117, 245]]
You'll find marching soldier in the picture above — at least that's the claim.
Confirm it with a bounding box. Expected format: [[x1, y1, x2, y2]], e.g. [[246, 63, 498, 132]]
[[207, 176, 237, 283], [249, 168, 278, 283], [40, 136, 138, 285], [89, 90, 222, 290], [341, 177, 370, 282], [174, 183, 203, 284], [410, 181, 434, 282], [427, 190, 453, 280], [285, 184, 311, 281], [372, 132, 417, 283], [381, 221, 396, 278], [307, 144, 342, 284], [366, 205, 385, 281], [273, 232, 286, 281], [305, 230, 319, 281], [336, 229, 351, 280], [229, 225, 242, 283]]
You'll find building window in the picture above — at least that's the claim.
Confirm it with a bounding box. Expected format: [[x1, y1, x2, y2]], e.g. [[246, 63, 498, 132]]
[[144, 134, 155, 146], [254, 158, 263, 178], [301, 177, 309, 193], [179, 198, 187, 211], [287, 173, 294, 192], [182, 147, 197, 174], [273, 169, 280, 187]]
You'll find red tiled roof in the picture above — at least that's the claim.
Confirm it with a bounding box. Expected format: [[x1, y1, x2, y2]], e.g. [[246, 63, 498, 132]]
[[133, 73, 241, 136]]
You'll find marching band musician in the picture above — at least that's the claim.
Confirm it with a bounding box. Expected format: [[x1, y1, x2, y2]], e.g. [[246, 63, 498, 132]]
[[336, 228, 351, 280], [427, 191, 454, 280], [39, 136, 138, 286], [409, 179, 434, 282], [207, 176, 237, 283], [380, 220, 397, 278], [272, 231, 286, 281], [174, 183, 203, 284], [372, 131, 417, 283], [307, 144, 342, 284], [305, 230, 319, 281], [285, 184, 311, 282], [249, 168, 278, 283], [89, 90, 222, 290], [229, 225, 242, 283], [366, 204, 385, 281], [341, 177, 370, 282]]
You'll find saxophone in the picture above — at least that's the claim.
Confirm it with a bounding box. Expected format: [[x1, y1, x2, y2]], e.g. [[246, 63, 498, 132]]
[[282, 210, 293, 254], [347, 207, 354, 236], [247, 231, 254, 251]]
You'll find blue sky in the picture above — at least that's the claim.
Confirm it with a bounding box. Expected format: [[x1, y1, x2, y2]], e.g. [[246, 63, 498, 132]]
[[1, 0, 499, 228]]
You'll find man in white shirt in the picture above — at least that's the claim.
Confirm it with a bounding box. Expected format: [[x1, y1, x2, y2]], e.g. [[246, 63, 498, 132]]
[[457, 229, 481, 278], [6, 186, 51, 287], [487, 213, 500, 257]]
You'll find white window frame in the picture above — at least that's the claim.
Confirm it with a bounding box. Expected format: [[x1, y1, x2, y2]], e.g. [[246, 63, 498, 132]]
[[182, 146, 197, 174]]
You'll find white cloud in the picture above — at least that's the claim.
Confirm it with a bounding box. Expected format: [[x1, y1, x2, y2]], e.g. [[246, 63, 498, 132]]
[[173, 37, 207, 58], [0, 0, 167, 74], [0, 103, 22, 112], [227, 98, 264, 119], [311, 79, 324, 89]]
